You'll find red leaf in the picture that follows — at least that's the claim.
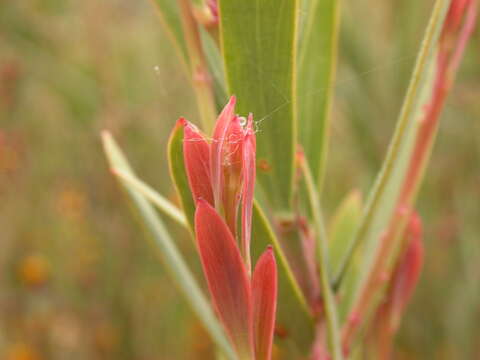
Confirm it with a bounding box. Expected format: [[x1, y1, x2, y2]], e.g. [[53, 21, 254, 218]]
[[241, 114, 256, 272], [366, 213, 424, 358], [183, 119, 214, 205], [194, 199, 254, 358], [211, 96, 236, 208], [252, 246, 277, 360], [222, 115, 244, 236], [389, 212, 424, 321]]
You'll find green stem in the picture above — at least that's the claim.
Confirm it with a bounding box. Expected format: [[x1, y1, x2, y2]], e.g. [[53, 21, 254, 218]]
[[299, 154, 343, 360], [177, 0, 217, 132]]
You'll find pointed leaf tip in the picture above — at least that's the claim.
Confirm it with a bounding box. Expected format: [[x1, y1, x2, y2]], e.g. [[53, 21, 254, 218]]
[[253, 248, 277, 360], [183, 121, 214, 206], [211, 98, 237, 208], [194, 200, 255, 358], [241, 115, 257, 273]]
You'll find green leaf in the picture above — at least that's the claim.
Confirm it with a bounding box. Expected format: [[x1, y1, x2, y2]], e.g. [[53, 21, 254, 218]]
[[328, 191, 363, 322], [298, 0, 340, 187], [219, 0, 298, 212], [101, 131, 236, 360], [328, 190, 362, 279], [200, 28, 228, 106], [167, 121, 196, 231], [251, 201, 314, 355], [150, 0, 189, 68]]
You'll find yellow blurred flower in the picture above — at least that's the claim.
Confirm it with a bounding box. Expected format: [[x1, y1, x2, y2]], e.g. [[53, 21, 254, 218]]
[[17, 254, 50, 287]]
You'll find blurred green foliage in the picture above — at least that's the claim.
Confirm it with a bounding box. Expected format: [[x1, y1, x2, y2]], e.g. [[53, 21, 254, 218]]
[[0, 0, 478, 359]]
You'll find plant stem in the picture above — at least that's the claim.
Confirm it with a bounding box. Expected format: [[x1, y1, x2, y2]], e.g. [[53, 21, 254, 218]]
[[177, 0, 217, 132], [299, 153, 343, 360]]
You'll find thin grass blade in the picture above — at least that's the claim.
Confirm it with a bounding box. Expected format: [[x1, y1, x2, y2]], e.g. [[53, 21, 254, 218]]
[[112, 168, 187, 227]]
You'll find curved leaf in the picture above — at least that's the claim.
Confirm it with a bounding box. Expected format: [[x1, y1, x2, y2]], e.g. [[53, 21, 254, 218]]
[[168, 119, 196, 230], [195, 200, 254, 359]]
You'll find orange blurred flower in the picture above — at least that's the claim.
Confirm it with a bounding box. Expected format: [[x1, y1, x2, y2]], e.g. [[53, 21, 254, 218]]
[[17, 254, 50, 287], [55, 186, 87, 220], [5, 343, 41, 360]]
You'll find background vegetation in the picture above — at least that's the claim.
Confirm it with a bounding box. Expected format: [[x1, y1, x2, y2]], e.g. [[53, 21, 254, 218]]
[[1, 0, 478, 359]]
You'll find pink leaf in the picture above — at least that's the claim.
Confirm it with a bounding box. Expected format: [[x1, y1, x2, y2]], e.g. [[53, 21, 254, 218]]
[[211, 96, 236, 209], [252, 246, 277, 360], [366, 212, 424, 358], [389, 212, 424, 323], [222, 115, 244, 236], [183, 119, 214, 206], [194, 199, 254, 358], [241, 114, 256, 272]]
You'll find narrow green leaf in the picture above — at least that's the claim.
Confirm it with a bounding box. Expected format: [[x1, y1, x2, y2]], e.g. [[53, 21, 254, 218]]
[[219, 0, 298, 212], [101, 131, 237, 360], [150, 0, 189, 68], [112, 168, 188, 228], [329, 191, 363, 322], [167, 121, 196, 231], [251, 201, 314, 355], [200, 28, 228, 106], [328, 190, 362, 279], [298, 0, 340, 187]]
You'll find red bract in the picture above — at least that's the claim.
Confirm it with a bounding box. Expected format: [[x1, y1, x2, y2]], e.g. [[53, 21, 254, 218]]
[[210, 95, 236, 210], [252, 247, 277, 360], [241, 114, 256, 272], [384, 213, 424, 328], [183, 96, 257, 253], [221, 115, 244, 236], [183, 118, 214, 206], [182, 97, 277, 359], [368, 213, 424, 358], [195, 199, 255, 358]]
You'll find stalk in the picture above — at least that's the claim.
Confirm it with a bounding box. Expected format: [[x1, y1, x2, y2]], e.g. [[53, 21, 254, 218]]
[[177, 0, 217, 132], [299, 153, 343, 360]]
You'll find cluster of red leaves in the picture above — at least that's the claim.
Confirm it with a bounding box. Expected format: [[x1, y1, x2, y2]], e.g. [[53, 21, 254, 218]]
[[179, 97, 277, 360]]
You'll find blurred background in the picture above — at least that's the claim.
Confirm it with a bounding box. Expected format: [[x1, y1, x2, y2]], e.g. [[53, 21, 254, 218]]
[[0, 0, 478, 359]]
